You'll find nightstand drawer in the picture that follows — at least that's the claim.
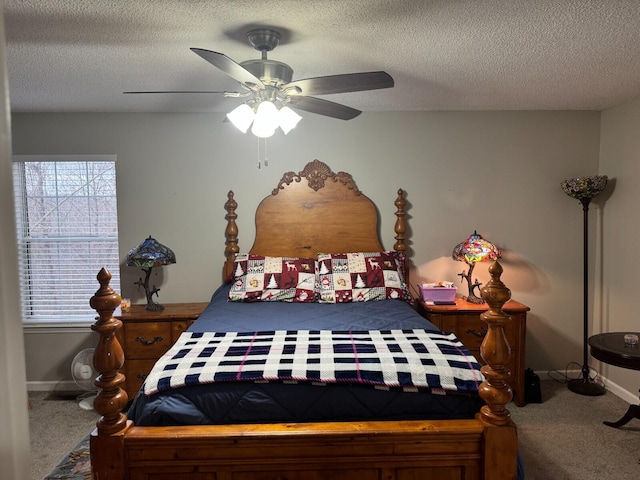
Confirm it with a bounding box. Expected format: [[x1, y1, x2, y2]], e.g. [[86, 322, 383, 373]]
[[172, 320, 194, 339], [443, 315, 487, 350], [124, 322, 173, 359], [124, 358, 158, 395], [439, 315, 517, 351]]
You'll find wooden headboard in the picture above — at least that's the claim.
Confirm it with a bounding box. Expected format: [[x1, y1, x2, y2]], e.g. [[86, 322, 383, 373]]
[[223, 159, 407, 280]]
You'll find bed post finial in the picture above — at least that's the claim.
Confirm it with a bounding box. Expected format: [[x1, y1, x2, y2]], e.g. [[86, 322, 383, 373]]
[[478, 260, 513, 426], [224, 190, 239, 281], [90, 268, 128, 434], [393, 189, 407, 254]]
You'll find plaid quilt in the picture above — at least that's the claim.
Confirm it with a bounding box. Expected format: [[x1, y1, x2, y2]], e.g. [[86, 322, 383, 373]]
[[143, 329, 484, 396]]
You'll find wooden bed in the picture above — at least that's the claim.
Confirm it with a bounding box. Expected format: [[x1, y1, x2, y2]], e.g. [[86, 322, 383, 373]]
[[89, 159, 518, 480]]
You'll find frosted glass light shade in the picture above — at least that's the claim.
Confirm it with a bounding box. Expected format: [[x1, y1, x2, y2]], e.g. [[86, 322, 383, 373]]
[[251, 101, 278, 138], [227, 104, 255, 133], [278, 106, 302, 134]]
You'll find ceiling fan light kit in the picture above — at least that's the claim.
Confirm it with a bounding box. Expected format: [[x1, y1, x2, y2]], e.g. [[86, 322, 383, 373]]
[[227, 98, 302, 137], [126, 27, 394, 139]]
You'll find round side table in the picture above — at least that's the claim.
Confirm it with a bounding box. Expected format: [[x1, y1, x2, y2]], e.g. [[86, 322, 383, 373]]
[[588, 332, 640, 428]]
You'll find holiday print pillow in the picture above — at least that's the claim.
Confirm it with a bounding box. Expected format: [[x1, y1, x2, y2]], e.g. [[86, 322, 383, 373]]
[[228, 254, 316, 302], [316, 251, 410, 303]]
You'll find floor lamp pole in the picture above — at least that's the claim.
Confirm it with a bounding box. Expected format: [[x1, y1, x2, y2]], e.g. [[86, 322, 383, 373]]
[[567, 197, 605, 396]]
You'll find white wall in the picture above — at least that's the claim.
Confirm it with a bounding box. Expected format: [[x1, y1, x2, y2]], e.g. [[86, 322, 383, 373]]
[[12, 110, 602, 391], [598, 96, 640, 398]]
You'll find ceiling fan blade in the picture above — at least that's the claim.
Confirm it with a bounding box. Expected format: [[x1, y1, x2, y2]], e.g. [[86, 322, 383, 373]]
[[288, 96, 361, 120], [190, 48, 264, 89], [286, 71, 393, 96], [123, 91, 226, 94]]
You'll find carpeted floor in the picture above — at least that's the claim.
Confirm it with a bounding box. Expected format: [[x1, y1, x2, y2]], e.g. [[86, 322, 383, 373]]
[[510, 377, 640, 480], [28, 391, 98, 480], [29, 378, 640, 480]]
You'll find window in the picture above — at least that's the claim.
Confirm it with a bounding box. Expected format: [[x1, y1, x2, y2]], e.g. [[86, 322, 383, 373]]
[[12, 155, 120, 326]]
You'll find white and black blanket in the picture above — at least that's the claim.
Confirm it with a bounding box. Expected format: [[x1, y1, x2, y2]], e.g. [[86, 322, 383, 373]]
[[144, 329, 484, 396]]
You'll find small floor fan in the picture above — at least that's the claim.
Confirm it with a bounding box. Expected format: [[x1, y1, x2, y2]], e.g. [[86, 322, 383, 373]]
[[71, 348, 98, 411]]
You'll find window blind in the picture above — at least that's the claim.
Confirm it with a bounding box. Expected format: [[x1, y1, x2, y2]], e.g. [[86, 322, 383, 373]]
[[12, 155, 121, 326]]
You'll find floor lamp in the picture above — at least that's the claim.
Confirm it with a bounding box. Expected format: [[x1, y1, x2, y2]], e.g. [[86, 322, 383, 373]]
[[561, 175, 608, 396]]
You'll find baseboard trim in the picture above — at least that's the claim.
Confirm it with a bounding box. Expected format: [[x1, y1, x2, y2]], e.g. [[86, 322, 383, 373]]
[[27, 380, 78, 392], [533, 369, 637, 405], [602, 377, 638, 404]]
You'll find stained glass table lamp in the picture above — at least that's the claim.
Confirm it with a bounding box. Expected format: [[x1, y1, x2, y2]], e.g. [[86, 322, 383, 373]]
[[125, 236, 176, 311], [452, 231, 502, 304]]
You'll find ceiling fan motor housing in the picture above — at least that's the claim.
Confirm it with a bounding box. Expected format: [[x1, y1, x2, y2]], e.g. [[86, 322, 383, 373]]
[[240, 59, 293, 87]]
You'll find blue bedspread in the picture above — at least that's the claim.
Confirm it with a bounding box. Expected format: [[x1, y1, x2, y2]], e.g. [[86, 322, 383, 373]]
[[128, 285, 485, 426]]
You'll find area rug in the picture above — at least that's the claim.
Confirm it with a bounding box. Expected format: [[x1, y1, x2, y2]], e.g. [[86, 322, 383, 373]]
[[45, 435, 91, 480]]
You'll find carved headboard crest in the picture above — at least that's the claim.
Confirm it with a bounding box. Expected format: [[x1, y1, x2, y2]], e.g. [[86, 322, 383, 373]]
[[272, 159, 361, 195]]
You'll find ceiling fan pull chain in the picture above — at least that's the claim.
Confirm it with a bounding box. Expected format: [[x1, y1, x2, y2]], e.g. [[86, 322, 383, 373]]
[[264, 138, 268, 167], [257, 137, 268, 168]]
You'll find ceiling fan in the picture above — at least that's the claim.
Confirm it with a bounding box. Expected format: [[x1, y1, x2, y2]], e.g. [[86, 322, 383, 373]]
[[125, 28, 394, 135]]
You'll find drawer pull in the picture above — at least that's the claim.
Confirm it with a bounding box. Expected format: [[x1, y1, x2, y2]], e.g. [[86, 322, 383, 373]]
[[135, 335, 163, 346], [465, 328, 487, 338], [137, 374, 148, 380]]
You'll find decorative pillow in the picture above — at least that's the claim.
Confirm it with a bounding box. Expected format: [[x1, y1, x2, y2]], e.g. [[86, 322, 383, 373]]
[[316, 251, 411, 303], [228, 254, 316, 302]]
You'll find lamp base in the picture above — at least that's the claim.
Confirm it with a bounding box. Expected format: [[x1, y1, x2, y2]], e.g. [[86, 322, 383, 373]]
[[465, 293, 485, 304], [567, 377, 605, 396], [145, 301, 165, 312], [136, 267, 165, 312]]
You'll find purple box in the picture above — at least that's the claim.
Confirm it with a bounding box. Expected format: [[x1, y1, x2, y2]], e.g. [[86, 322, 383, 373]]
[[419, 284, 457, 302]]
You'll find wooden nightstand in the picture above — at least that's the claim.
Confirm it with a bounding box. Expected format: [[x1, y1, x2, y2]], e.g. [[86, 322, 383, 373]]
[[115, 302, 209, 399], [415, 298, 529, 406]]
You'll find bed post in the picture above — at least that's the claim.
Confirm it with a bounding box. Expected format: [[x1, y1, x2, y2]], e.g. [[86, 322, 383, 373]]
[[393, 188, 406, 254], [89, 268, 130, 480], [478, 260, 518, 480], [223, 190, 239, 281], [393, 189, 410, 286]]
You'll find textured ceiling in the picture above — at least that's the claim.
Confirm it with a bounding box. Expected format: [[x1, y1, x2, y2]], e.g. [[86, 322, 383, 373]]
[[5, 0, 640, 114]]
